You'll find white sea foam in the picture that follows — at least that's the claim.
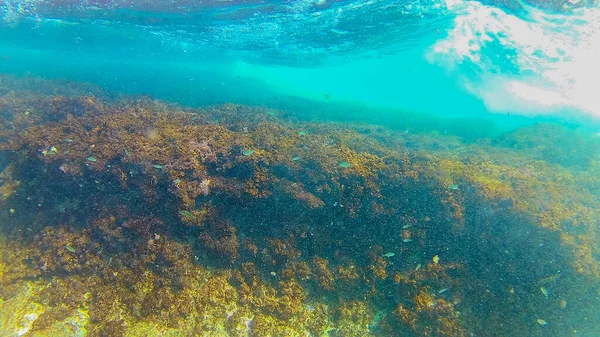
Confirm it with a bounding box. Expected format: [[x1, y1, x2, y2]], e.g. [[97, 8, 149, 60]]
[[429, 0, 600, 116]]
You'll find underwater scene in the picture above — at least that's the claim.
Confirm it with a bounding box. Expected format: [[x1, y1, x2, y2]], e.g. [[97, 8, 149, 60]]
[[1, 0, 600, 336]]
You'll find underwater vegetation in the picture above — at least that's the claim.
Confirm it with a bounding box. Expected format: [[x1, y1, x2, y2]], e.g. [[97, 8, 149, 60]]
[[0, 75, 599, 337]]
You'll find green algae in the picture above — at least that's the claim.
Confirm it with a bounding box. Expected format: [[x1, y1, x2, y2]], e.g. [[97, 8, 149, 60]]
[[31, 308, 89, 337], [0, 283, 47, 337], [0, 282, 89, 337], [178, 210, 196, 220]]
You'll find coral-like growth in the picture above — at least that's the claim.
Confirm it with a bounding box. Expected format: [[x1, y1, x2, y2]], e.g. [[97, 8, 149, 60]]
[[0, 76, 599, 337]]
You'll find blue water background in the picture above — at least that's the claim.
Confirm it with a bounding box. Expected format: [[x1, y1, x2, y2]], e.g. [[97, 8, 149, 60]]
[[1, 0, 600, 134]]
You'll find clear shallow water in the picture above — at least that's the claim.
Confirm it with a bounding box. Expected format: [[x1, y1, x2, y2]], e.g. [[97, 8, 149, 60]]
[[1, 0, 599, 122], [1, 1, 600, 337]]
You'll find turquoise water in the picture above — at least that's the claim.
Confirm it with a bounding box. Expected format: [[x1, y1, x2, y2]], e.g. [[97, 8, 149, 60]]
[[2, 0, 599, 125], [1, 1, 600, 336]]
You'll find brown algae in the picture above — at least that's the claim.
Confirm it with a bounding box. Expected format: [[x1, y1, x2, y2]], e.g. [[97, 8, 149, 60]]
[[0, 76, 598, 336]]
